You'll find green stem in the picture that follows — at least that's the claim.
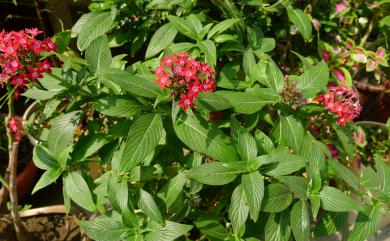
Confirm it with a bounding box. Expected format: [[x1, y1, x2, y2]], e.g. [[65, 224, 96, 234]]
[[359, 18, 375, 47]]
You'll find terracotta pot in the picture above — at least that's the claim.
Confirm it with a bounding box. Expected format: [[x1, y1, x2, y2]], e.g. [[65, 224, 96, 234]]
[[354, 80, 390, 123]]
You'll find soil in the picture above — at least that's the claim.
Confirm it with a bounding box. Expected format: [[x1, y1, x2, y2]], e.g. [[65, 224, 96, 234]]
[[0, 214, 83, 241]]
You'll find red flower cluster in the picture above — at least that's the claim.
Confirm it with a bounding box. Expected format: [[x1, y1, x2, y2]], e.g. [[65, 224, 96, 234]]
[[155, 53, 216, 111], [317, 86, 361, 126], [0, 28, 56, 99]]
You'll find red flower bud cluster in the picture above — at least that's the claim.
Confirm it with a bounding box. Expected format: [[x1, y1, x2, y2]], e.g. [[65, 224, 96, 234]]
[[317, 86, 361, 126], [155, 52, 216, 111], [8, 117, 22, 141], [0, 28, 56, 99], [280, 77, 303, 105]]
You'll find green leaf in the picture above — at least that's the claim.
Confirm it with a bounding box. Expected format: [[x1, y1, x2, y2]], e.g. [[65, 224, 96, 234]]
[[328, 159, 360, 191], [138, 189, 164, 225], [99, 68, 163, 98], [360, 166, 381, 190], [262, 183, 292, 213], [107, 173, 129, 212], [271, 114, 304, 152], [291, 201, 310, 241], [286, 8, 312, 41], [146, 23, 178, 58], [47, 111, 83, 156], [33, 145, 59, 170], [257, 38, 276, 52], [333, 124, 354, 161], [167, 15, 197, 40], [237, 130, 257, 161], [145, 220, 193, 241], [262, 58, 285, 92], [242, 172, 264, 222], [319, 186, 360, 212], [86, 35, 112, 72], [120, 114, 164, 173], [260, 151, 306, 176], [277, 176, 308, 200], [32, 168, 61, 194], [162, 172, 187, 209], [77, 12, 117, 50], [63, 172, 95, 212], [92, 95, 142, 117], [207, 19, 239, 39], [174, 113, 239, 163], [375, 157, 390, 194], [296, 61, 329, 98], [229, 185, 249, 235], [78, 216, 131, 241], [314, 211, 348, 237], [195, 92, 233, 111], [188, 161, 249, 185], [217, 90, 279, 114], [198, 40, 217, 66], [265, 211, 291, 241], [347, 204, 383, 241], [243, 48, 256, 79], [254, 130, 275, 155], [22, 88, 61, 100], [72, 134, 114, 162], [194, 216, 230, 241]]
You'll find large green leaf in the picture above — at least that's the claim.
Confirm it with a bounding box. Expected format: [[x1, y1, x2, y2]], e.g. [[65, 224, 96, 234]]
[[262, 58, 285, 92], [47, 111, 83, 156], [254, 130, 275, 155], [242, 172, 264, 222], [33, 145, 59, 170], [145, 220, 193, 241], [161, 172, 187, 209], [319, 186, 360, 212], [237, 130, 257, 161], [265, 211, 291, 241], [217, 90, 278, 114], [78, 216, 131, 241], [77, 12, 117, 50], [86, 35, 112, 72], [262, 183, 292, 213], [291, 201, 310, 241], [22, 88, 61, 100], [146, 23, 177, 58], [260, 151, 306, 176], [72, 134, 114, 162], [188, 162, 249, 185], [194, 215, 230, 241], [360, 166, 381, 191], [92, 95, 143, 117], [32, 168, 61, 194], [243, 48, 256, 80], [138, 189, 164, 225], [347, 204, 383, 241], [195, 92, 233, 111], [328, 159, 360, 191], [207, 19, 239, 39], [286, 8, 312, 41], [99, 68, 163, 98], [296, 61, 329, 98], [314, 211, 348, 237], [277, 176, 308, 200], [174, 113, 239, 163], [229, 185, 249, 235], [375, 157, 390, 194], [120, 114, 164, 173], [63, 172, 95, 212], [271, 114, 304, 151], [167, 15, 198, 40], [198, 40, 217, 66]]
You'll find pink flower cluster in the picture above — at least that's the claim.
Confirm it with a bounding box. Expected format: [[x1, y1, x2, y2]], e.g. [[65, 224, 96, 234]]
[[317, 86, 361, 126], [155, 53, 216, 111], [0, 28, 56, 99]]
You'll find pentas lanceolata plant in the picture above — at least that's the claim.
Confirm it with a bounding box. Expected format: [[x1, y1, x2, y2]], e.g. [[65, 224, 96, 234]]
[[155, 52, 216, 111], [317, 86, 361, 126]]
